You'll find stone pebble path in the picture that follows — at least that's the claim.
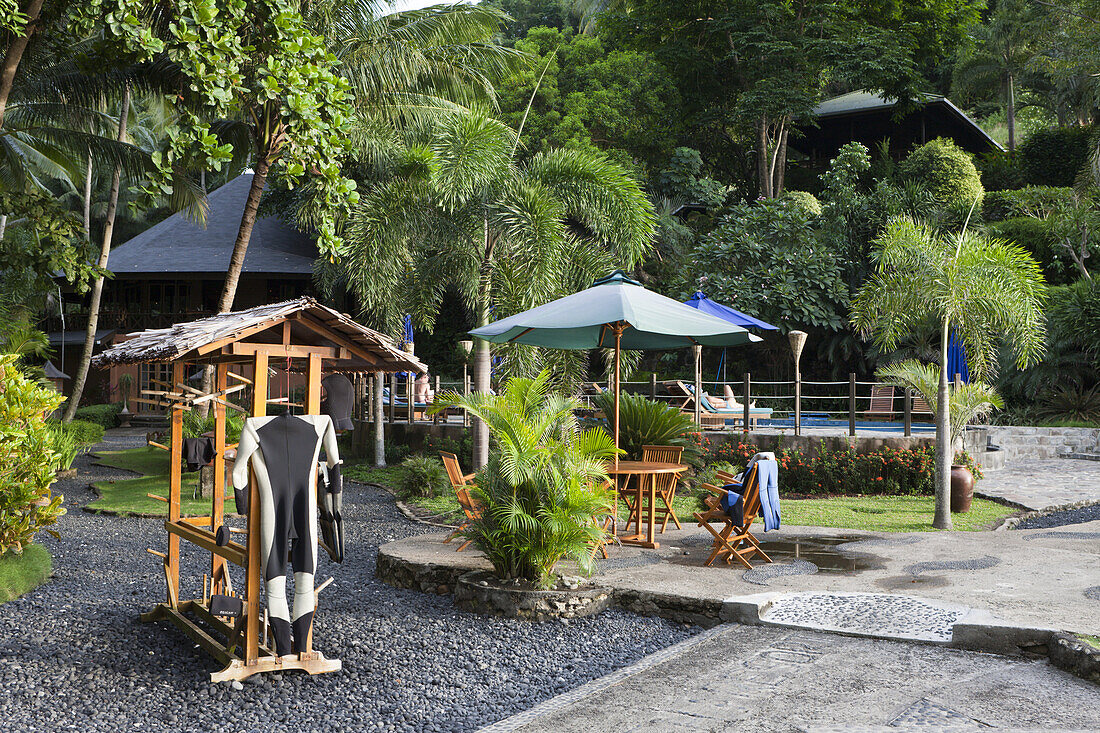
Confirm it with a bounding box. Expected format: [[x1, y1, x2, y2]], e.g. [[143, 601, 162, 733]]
[[759, 592, 967, 643], [977, 458, 1100, 510]]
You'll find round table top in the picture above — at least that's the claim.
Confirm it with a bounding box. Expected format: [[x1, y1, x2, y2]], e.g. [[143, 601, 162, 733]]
[[604, 460, 688, 475]]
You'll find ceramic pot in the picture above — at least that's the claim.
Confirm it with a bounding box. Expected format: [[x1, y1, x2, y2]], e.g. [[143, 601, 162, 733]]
[[950, 465, 974, 513]]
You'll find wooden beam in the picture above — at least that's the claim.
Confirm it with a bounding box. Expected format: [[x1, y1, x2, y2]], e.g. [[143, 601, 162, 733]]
[[212, 362, 228, 588], [306, 352, 322, 415], [227, 371, 252, 385], [292, 313, 386, 367], [246, 351, 266, 665], [164, 520, 247, 567], [195, 316, 288, 356], [227, 342, 341, 359], [167, 361, 185, 607], [161, 605, 235, 667]]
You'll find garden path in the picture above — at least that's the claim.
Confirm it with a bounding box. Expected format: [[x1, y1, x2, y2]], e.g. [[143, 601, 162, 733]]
[[489, 624, 1100, 733], [977, 458, 1100, 510]]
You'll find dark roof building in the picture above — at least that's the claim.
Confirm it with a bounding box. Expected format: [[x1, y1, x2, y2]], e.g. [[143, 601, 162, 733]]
[[792, 90, 1002, 165]]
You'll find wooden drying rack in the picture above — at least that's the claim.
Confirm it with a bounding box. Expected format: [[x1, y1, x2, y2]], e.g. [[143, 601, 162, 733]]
[[140, 345, 341, 682]]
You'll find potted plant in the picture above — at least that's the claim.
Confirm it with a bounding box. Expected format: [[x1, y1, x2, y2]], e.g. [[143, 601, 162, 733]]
[[437, 371, 617, 602], [878, 360, 1003, 513]]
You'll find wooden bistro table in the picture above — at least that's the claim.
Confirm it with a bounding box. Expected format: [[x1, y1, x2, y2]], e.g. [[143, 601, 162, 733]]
[[604, 460, 688, 549]]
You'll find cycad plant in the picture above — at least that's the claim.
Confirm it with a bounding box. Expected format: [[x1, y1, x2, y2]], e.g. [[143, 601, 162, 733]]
[[436, 370, 618, 588], [852, 217, 1045, 529], [592, 390, 698, 462], [876, 360, 1004, 447]]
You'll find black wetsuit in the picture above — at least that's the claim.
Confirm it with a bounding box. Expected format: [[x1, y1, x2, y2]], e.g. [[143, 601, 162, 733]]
[[232, 413, 341, 655], [320, 373, 355, 431]]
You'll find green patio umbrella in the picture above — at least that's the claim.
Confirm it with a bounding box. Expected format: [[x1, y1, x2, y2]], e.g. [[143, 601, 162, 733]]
[[468, 271, 761, 462]]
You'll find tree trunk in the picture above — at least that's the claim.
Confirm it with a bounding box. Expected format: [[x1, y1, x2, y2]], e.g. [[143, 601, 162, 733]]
[[772, 119, 789, 196], [933, 320, 953, 530], [1006, 72, 1016, 154], [756, 116, 772, 199], [217, 154, 271, 313], [374, 370, 385, 467], [82, 152, 92, 239], [0, 0, 44, 127], [472, 294, 491, 470], [63, 83, 130, 423]]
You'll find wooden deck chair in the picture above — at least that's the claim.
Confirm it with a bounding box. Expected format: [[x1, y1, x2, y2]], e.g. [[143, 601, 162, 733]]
[[441, 452, 480, 552], [862, 384, 897, 420], [641, 444, 684, 532], [911, 394, 933, 419], [692, 463, 773, 569]]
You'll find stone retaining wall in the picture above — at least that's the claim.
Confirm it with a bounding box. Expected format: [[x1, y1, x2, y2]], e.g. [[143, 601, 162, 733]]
[[984, 427, 1100, 461], [376, 547, 470, 596], [1049, 633, 1100, 684]]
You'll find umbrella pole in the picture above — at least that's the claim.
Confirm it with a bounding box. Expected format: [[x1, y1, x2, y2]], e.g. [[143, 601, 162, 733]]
[[613, 323, 622, 468]]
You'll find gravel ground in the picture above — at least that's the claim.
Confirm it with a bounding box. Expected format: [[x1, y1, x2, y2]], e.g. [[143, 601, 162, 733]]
[[0, 433, 696, 733], [1015, 502, 1100, 529]]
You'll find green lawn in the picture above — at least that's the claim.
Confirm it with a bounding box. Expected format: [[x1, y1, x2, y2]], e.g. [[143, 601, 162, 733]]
[[89, 447, 230, 517], [1081, 635, 1100, 650], [780, 495, 1014, 532], [0, 544, 52, 604]]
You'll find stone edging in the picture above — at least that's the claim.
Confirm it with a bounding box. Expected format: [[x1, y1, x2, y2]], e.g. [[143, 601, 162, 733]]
[[998, 498, 1100, 531], [454, 570, 613, 621], [356, 481, 457, 530], [1049, 633, 1100, 685]]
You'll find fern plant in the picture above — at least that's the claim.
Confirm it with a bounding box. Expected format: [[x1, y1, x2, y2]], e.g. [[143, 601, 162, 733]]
[[395, 455, 449, 500], [592, 391, 700, 462], [437, 371, 617, 588]]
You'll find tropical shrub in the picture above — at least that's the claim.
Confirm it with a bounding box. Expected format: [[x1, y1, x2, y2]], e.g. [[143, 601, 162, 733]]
[[1037, 386, 1100, 424], [987, 217, 1074, 284], [782, 190, 823, 217], [47, 426, 79, 471], [54, 419, 104, 449], [978, 149, 1025, 192], [395, 455, 449, 500], [423, 432, 475, 468], [73, 403, 121, 429], [1018, 125, 1093, 187], [0, 355, 66, 553], [898, 138, 984, 212], [876, 360, 1004, 445], [592, 391, 700, 463], [441, 372, 617, 588]]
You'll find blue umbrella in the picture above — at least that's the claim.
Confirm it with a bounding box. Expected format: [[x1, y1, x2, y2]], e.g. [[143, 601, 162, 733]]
[[684, 291, 777, 387], [947, 332, 969, 384], [683, 291, 778, 331]]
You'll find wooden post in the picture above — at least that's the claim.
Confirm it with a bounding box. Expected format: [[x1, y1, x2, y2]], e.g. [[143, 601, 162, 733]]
[[433, 376, 440, 425], [211, 363, 228, 586], [387, 372, 395, 424], [650, 373, 657, 400], [406, 371, 414, 425], [167, 361, 186, 607], [692, 344, 702, 427], [743, 373, 751, 436], [848, 373, 856, 437], [374, 371, 385, 467], [612, 324, 623, 466], [794, 371, 802, 436], [305, 353, 322, 415], [246, 351, 268, 665], [904, 388, 912, 437]]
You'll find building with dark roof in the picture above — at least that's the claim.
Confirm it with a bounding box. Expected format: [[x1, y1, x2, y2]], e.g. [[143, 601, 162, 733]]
[[792, 90, 1002, 165]]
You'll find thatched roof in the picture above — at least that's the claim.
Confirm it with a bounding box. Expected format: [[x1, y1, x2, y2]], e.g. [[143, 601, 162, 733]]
[[92, 298, 425, 373]]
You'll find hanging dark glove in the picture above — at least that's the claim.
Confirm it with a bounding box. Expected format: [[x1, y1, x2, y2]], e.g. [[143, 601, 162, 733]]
[[318, 463, 344, 563]]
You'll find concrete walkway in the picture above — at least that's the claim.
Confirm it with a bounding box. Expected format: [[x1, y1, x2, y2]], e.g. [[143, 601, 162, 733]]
[[382, 519, 1100, 639], [978, 458, 1100, 510], [485, 625, 1100, 733]]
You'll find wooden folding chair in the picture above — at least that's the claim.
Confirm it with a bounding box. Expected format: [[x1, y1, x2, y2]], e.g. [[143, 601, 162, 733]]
[[440, 452, 481, 552], [692, 463, 773, 569], [590, 478, 617, 560], [640, 445, 684, 532]]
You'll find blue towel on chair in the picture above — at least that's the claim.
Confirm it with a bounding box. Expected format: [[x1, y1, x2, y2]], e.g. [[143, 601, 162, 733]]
[[720, 484, 744, 525], [756, 459, 780, 531]]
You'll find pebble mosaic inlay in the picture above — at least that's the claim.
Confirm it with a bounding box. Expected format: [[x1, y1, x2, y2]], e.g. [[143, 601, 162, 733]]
[[1084, 586, 1100, 601], [743, 559, 819, 586], [1023, 530, 1100, 541], [888, 697, 989, 727], [760, 592, 965, 642], [903, 555, 1000, 576]]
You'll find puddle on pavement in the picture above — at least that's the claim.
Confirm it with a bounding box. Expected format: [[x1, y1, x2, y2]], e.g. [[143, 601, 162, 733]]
[[667, 535, 886, 574], [875, 574, 950, 590]]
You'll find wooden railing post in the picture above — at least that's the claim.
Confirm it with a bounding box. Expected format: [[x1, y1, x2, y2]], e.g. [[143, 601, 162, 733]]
[[848, 373, 856, 437], [387, 372, 395, 424], [650, 373, 657, 400], [406, 372, 414, 425], [904, 387, 912, 437], [693, 345, 703, 427], [794, 371, 802, 436], [743, 372, 751, 436]]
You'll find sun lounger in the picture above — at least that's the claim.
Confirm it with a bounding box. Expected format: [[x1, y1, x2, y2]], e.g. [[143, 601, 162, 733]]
[[666, 380, 773, 429]]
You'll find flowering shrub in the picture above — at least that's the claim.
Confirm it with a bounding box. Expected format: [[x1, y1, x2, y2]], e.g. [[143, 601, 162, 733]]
[[696, 436, 983, 496]]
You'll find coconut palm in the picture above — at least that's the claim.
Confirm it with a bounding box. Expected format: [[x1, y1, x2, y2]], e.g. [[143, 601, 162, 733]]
[[851, 217, 1046, 529], [876, 360, 1004, 446], [333, 108, 654, 468], [435, 370, 617, 588]]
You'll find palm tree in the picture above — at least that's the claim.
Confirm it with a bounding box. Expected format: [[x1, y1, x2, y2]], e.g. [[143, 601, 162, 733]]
[[877, 360, 1004, 447], [434, 370, 617, 588], [334, 109, 654, 468], [952, 0, 1044, 153], [851, 217, 1046, 529]]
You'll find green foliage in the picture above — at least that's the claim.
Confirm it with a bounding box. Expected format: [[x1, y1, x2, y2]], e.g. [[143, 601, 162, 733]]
[[73, 403, 122, 430], [690, 196, 849, 330], [876, 360, 1004, 444], [181, 408, 244, 443], [591, 391, 698, 462], [1036, 385, 1100, 423], [394, 455, 449, 500], [47, 425, 79, 471], [978, 150, 1026, 192], [657, 148, 727, 208], [1011, 186, 1099, 281], [0, 355, 66, 554], [1018, 126, 1094, 187], [0, 544, 52, 605], [897, 138, 984, 213], [987, 217, 1075, 284], [782, 190, 822, 217], [439, 371, 617, 588], [46, 419, 105, 469]]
